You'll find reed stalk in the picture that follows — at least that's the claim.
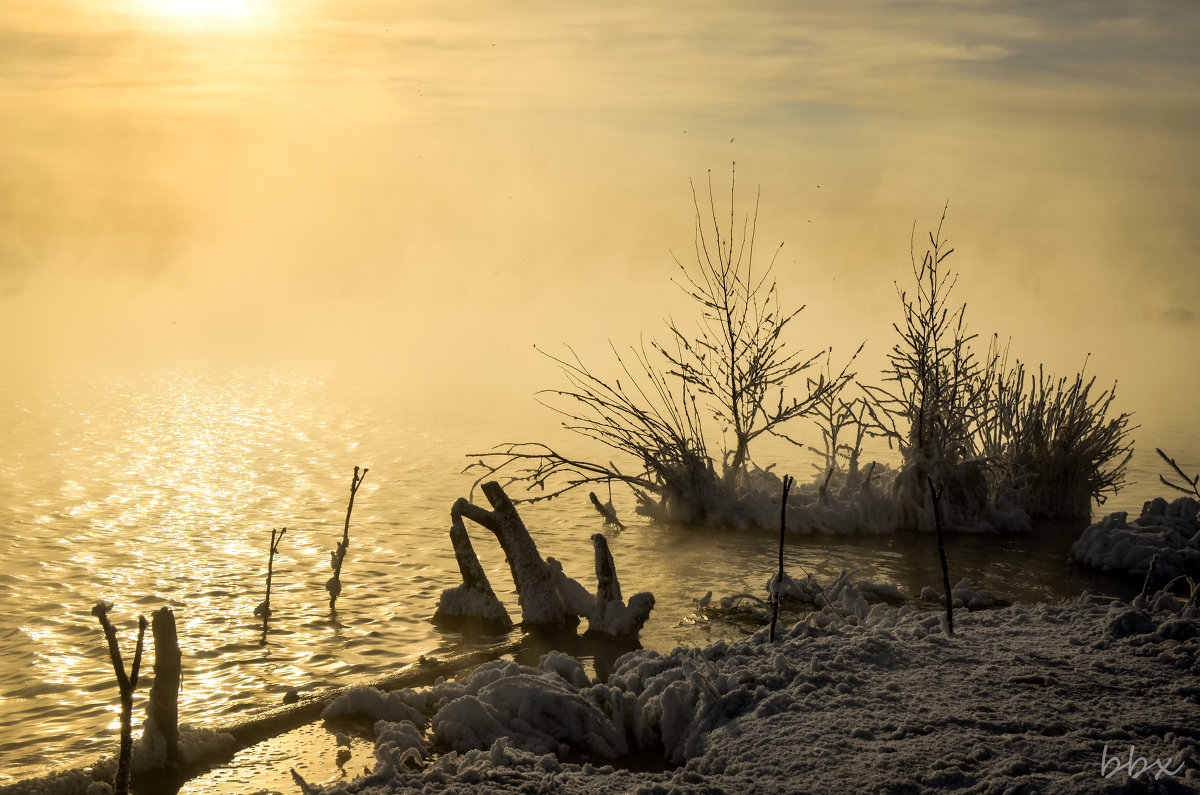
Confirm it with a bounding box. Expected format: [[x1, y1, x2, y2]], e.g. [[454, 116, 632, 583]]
[[927, 476, 953, 635], [256, 527, 286, 638]]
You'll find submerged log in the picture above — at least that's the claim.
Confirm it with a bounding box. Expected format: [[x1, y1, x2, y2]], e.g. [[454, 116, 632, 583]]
[[439, 481, 653, 636]]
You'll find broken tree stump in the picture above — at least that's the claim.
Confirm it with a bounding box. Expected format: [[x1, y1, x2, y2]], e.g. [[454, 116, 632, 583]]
[[433, 512, 512, 627], [451, 481, 580, 626], [137, 606, 182, 772], [438, 481, 653, 636], [587, 533, 654, 637]]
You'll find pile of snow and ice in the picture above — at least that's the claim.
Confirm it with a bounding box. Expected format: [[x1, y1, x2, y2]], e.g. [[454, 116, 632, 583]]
[[918, 577, 1013, 611], [284, 593, 1200, 794], [9, 583, 1200, 794], [1070, 496, 1200, 579], [633, 457, 1036, 536], [702, 571, 1004, 630]]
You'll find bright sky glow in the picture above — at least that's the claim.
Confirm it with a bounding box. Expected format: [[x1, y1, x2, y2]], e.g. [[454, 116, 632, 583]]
[[135, 0, 260, 22]]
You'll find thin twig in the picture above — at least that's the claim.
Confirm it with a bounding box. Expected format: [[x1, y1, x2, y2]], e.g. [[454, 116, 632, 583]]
[[327, 467, 368, 611], [769, 474, 795, 642]]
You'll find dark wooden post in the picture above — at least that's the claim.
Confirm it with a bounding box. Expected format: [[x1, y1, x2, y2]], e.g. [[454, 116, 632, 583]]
[[770, 474, 794, 642]]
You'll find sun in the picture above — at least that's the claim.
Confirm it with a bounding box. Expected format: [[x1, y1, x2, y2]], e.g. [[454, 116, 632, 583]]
[[138, 0, 261, 23]]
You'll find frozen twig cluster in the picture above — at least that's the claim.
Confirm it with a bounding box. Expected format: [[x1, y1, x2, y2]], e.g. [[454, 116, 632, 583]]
[[864, 204, 1134, 528], [1157, 448, 1200, 499]]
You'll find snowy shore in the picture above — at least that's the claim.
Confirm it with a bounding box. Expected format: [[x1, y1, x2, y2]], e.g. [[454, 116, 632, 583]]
[[288, 599, 1198, 794], [7, 593, 1200, 794]]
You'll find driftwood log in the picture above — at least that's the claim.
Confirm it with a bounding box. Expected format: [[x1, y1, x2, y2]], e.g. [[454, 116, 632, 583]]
[[436, 481, 653, 636]]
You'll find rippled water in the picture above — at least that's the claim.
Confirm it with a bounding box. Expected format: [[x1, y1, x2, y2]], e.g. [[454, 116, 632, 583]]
[[0, 365, 1188, 784]]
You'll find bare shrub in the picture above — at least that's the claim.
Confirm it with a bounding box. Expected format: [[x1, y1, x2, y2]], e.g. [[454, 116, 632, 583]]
[[471, 166, 854, 526]]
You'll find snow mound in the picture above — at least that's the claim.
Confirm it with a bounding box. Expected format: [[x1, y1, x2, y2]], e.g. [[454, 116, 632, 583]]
[[17, 599, 1200, 794], [434, 585, 511, 625], [1070, 496, 1200, 578], [373, 719, 427, 771], [919, 577, 1012, 610], [322, 686, 426, 727]]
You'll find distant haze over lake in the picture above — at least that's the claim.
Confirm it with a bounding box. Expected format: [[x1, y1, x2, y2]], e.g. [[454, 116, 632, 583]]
[[2, 0, 1197, 432]]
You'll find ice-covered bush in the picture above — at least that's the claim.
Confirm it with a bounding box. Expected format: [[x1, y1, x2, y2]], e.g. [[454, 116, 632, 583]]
[[865, 206, 1131, 530], [470, 187, 1131, 534], [977, 352, 1133, 519]]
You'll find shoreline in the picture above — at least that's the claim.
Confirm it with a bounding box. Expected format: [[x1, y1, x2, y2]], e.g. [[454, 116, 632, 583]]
[[8, 594, 1199, 794]]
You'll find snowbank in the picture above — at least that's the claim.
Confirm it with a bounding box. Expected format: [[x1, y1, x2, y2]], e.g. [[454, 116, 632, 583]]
[[1070, 496, 1200, 579], [289, 596, 1200, 794]]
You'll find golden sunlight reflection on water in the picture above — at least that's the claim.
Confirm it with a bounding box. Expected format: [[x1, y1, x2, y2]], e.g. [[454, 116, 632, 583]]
[[0, 364, 1191, 785]]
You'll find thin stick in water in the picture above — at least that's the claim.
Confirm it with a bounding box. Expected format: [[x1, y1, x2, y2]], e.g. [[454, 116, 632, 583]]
[[327, 467, 368, 611], [769, 474, 794, 643], [256, 527, 286, 638], [927, 475, 954, 636], [92, 601, 148, 795]]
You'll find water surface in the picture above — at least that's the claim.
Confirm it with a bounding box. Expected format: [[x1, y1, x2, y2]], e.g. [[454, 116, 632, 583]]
[[0, 365, 1183, 783]]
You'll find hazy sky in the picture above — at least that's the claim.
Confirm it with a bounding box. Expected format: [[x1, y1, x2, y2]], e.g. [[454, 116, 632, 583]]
[[2, 0, 1198, 424]]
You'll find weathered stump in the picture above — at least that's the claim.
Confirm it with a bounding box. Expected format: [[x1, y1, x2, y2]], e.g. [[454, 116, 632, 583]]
[[438, 482, 653, 636], [586, 533, 654, 637], [137, 606, 182, 771], [451, 481, 584, 626], [433, 513, 512, 626]]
